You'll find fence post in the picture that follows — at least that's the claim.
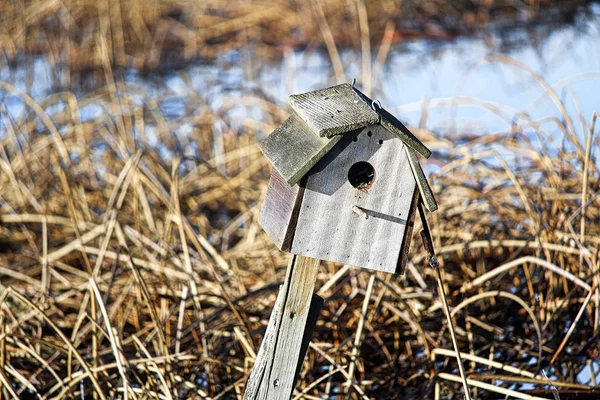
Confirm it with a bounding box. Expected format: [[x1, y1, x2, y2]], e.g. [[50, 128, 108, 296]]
[[244, 255, 322, 400]]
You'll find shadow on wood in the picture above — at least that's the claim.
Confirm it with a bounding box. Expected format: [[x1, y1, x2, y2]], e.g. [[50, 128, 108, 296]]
[[244, 255, 322, 400]]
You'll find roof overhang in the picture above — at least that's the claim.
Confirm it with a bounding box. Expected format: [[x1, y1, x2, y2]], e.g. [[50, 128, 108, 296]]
[[259, 83, 437, 211]]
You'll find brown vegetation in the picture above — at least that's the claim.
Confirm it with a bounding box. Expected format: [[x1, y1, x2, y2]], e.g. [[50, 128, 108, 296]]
[[0, 1, 599, 399], [0, 0, 596, 73]]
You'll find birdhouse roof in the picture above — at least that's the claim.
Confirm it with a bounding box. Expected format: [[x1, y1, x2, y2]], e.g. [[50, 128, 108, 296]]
[[259, 83, 437, 212]]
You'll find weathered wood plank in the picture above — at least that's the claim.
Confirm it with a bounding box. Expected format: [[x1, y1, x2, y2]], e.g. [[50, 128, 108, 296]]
[[405, 146, 438, 212], [397, 189, 419, 274], [380, 114, 432, 159], [244, 255, 322, 400], [289, 83, 379, 138], [259, 169, 304, 251], [243, 286, 285, 400], [294, 294, 323, 382], [291, 125, 418, 273], [352, 87, 432, 158], [259, 114, 341, 186]]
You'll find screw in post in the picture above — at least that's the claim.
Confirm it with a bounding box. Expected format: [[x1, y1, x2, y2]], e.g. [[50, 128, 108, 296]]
[[352, 205, 368, 219]]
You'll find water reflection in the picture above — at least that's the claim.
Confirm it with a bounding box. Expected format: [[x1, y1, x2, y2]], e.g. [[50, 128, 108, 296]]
[[2, 9, 599, 152]]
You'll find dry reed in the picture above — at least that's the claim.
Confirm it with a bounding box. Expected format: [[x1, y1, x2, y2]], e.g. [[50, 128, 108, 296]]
[[0, 1, 599, 399], [0, 0, 596, 74]]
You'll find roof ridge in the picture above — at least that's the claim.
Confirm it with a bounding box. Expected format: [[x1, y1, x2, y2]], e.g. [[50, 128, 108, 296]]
[[288, 83, 379, 138], [259, 84, 436, 206], [351, 86, 431, 159]]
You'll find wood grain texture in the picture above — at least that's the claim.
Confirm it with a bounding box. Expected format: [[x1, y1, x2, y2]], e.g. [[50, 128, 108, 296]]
[[397, 189, 419, 274], [243, 286, 285, 400], [405, 146, 438, 212], [291, 124, 418, 273], [353, 87, 432, 158], [289, 83, 379, 138], [259, 113, 341, 186], [244, 255, 322, 400], [294, 294, 323, 382], [259, 169, 304, 251]]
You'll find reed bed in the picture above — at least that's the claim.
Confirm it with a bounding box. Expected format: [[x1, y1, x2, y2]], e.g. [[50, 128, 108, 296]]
[[0, 1, 599, 399], [0, 53, 598, 398], [0, 0, 596, 74]]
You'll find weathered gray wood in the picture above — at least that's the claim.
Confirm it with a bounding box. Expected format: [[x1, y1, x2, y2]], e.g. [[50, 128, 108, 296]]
[[294, 294, 323, 383], [352, 87, 432, 158], [244, 255, 322, 400], [259, 169, 304, 251], [243, 285, 285, 399], [289, 83, 379, 138], [259, 113, 341, 186], [405, 146, 438, 212], [397, 189, 419, 274], [291, 124, 418, 273]]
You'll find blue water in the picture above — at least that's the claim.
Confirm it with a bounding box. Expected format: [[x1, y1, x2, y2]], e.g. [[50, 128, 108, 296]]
[[1, 8, 599, 163], [186, 21, 600, 159], [261, 27, 600, 145]]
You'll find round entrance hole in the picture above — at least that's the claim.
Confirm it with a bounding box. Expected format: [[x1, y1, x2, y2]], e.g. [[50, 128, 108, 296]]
[[348, 161, 375, 191]]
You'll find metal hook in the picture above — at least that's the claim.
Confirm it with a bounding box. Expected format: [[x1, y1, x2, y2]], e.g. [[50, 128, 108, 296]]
[[371, 99, 382, 111], [352, 78, 357, 88]]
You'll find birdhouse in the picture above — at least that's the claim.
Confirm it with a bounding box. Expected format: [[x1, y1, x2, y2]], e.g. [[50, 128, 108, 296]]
[[259, 83, 437, 274]]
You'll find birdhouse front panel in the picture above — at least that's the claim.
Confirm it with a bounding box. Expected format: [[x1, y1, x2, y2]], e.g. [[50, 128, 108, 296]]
[[289, 124, 419, 274], [259, 83, 437, 274]]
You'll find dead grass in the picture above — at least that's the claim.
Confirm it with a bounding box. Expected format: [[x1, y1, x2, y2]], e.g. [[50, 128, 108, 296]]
[[0, 1, 599, 399], [0, 0, 596, 74], [0, 54, 598, 398]]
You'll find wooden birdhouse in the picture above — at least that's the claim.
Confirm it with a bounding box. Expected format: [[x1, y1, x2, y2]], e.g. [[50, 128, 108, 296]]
[[259, 83, 437, 274]]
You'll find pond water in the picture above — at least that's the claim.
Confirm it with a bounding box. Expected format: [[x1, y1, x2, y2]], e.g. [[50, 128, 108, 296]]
[[174, 8, 600, 146], [0, 7, 599, 170], [2, 6, 599, 144]]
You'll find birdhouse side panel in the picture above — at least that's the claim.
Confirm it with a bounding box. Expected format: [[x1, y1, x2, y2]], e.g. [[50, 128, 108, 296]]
[[259, 169, 304, 251], [290, 125, 417, 273]]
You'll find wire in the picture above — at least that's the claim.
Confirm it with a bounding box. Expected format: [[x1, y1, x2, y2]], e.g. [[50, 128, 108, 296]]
[[418, 202, 472, 400]]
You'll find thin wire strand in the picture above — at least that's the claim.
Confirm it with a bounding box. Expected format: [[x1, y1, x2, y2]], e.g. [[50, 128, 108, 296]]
[[418, 202, 472, 400], [432, 255, 472, 400]]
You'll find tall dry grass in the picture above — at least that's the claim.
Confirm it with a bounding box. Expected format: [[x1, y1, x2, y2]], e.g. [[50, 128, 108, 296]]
[[0, 1, 599, 399], [0, 0, 595, 73]]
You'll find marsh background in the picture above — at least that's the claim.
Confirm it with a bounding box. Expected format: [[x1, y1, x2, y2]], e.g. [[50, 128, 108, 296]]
[[0, 1, 599, 399]]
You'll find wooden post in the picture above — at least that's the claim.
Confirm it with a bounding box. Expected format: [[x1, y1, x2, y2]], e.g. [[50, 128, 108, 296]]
[[244, 255, 322, 400]]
